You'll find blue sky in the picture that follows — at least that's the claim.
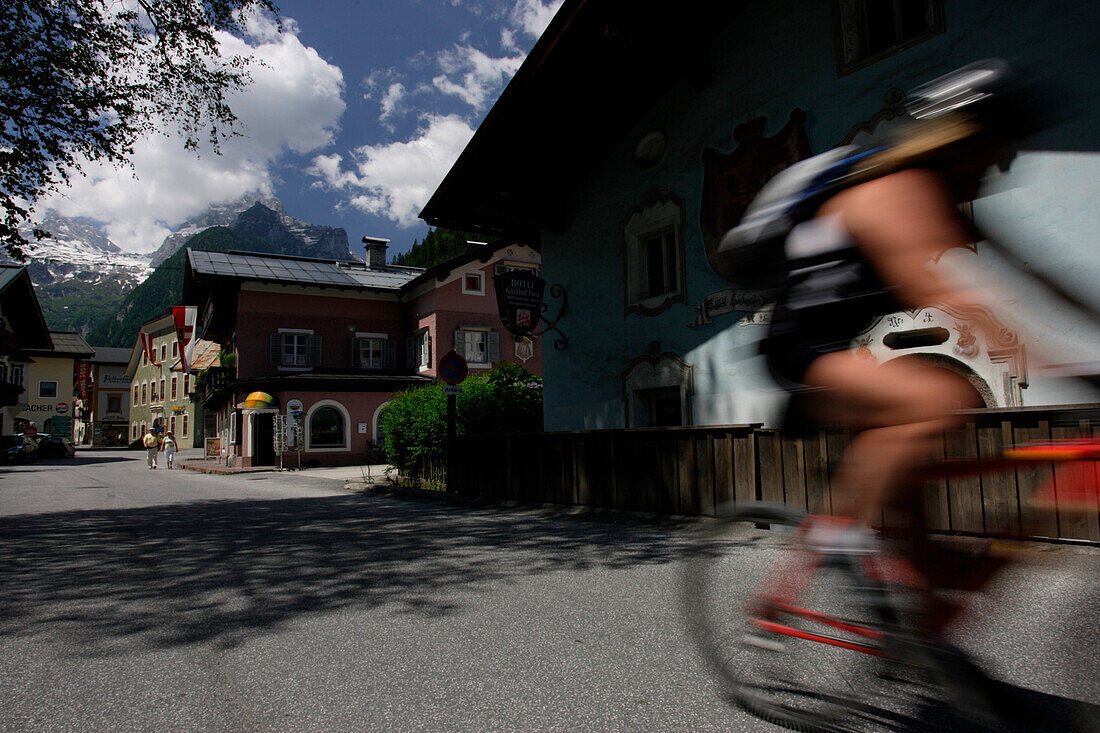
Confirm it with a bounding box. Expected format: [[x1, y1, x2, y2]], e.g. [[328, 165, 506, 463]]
[[39, 0, 563, 257]]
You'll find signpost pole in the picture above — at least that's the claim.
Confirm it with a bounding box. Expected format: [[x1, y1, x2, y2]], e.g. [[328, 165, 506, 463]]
[[446, 393, 456, 492], [437, 350, 468, 493]]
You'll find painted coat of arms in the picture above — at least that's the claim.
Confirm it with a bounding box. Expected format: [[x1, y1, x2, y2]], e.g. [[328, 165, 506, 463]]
[[699, 109, 813, 282]]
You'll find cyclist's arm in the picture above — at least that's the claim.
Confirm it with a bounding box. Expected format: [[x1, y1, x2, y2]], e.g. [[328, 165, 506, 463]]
[[823, 168, 983, 312]]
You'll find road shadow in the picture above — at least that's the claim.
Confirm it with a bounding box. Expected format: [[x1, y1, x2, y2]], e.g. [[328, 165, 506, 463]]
[[0, 494, 690, 655]]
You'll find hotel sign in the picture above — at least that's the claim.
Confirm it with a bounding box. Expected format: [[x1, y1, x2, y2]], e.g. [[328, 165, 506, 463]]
[[494, 270, 545, 338]]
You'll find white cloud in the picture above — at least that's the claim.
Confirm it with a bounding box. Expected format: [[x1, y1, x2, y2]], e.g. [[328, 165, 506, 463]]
[[509, 0, 564, 39], [379, 82, 406, 121], [38, 13, 345, 253], [311, 114, 475, 227], [432, 44, 524, 110]]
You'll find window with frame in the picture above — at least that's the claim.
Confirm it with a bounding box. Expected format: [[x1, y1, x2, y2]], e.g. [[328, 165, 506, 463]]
[[184, 375, 191, 394], [182, 414, 189, 437], [462, 271, 484, 295], [38, 380, 57, 398], [270, 331, 320, 368], [160, 344, 167, 362], [172, 341, 178, 358], [159, 378, 166, 402], [170, 416, 176, 434], [12, 365, 22, 388], [142, 351, 148, 367], [132, 423, 138, 440], [833, 0, 943, 75], [358, 338, 384, 369], [623, 192, 685, 316], [134, 385, 139, 404], [408, 330, 431, 371], [142, 383, 147, 404], [454, 328, 499, 365], [309, 406, 345, 448], [171, 376, 178, 400], [108, 395, 121, 413]]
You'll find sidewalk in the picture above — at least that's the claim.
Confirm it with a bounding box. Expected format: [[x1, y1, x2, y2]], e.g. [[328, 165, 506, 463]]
[[179, 453, 394, 482]]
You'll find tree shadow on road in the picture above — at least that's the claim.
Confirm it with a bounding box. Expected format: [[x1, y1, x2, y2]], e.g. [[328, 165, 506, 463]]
[[0, 494, 691, 655]]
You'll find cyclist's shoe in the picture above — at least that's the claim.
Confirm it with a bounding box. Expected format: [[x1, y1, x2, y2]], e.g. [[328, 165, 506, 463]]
[[800, 515, 881, 556]]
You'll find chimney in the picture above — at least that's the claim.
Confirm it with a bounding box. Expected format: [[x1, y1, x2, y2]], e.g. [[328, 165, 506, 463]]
[[361, 235, 390, 270]]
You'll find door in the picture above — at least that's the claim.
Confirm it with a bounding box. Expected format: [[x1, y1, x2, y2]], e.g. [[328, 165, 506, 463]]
[[253, 414, 275, 466]]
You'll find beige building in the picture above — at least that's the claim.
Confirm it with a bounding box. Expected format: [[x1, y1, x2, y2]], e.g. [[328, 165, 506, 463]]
[[16, 332, 94, 438], [125, 312, 215, 449], [0, 265, 53, 435], [85, 347, 132, 446]]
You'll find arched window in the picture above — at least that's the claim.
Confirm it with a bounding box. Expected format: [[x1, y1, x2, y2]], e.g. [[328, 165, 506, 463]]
[[372, 401, 390, 445], [307, 401, 348, 450]]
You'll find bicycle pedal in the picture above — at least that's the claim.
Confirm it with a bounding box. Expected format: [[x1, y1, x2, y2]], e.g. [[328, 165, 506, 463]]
[[742, 632, 786, 652]]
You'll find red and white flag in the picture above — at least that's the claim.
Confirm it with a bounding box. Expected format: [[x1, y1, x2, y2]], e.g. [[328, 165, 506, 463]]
[[139, 332, 160, 366], [172, 306, 198, 373]]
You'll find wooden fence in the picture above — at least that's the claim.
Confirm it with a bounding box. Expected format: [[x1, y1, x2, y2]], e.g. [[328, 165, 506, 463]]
[[449, 404, 1100, 543]]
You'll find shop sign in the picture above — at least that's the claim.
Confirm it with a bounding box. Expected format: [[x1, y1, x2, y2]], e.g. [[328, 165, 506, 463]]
[[493, 270, 545, 338], [76, 362, 91, 401], [286, 398, 304, 414], [55, 402, 69, 414]]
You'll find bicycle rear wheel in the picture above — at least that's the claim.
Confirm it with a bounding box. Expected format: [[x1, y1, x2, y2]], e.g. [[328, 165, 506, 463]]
[[683, 502, 926, 733]]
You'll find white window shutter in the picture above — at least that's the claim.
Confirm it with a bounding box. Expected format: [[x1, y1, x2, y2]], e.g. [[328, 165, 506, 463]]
[[488, 331, 500, 362], [454, 330, 465, 359]]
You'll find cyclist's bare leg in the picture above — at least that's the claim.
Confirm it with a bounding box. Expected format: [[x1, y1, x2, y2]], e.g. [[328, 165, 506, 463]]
[[799, 352, 977, 523]]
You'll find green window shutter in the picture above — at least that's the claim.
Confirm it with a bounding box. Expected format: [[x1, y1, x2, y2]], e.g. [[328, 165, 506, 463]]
[[487, 331, 500, 362], [269, 333, 280, 365], [453, 330, 465, 359], [310, 335, 322, 367], [383, 339, 397, 370], [425, 332, 431, 366], [405, 337, 414, 369], [350, 337, 360, 368]]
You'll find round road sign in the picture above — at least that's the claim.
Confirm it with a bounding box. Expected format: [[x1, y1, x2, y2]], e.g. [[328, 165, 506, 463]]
[[438, 350, 469, 385]]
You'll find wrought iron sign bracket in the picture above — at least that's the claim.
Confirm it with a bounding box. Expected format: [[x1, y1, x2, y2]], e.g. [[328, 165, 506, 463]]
[[530, 283, 568, 351]]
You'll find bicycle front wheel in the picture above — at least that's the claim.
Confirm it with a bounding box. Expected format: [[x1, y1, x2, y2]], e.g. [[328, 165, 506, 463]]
[[682, 502, 924, 733]]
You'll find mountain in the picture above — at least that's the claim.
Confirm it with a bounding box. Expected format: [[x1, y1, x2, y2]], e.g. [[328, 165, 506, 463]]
[[88, 201, 356, 347], [148, 194, 352, 266], [21, 196, 355, 344], [13, 214, 153, 338]]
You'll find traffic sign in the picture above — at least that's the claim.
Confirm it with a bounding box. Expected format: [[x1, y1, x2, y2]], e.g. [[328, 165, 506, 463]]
[[438, 350, 469, 385]]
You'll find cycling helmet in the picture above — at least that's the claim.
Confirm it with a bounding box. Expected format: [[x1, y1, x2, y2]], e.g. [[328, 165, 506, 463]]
[[904, 59, 1052, 142]]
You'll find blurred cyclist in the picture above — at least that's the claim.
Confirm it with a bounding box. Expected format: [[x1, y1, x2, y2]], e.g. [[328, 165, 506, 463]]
[[724, 60, 1046, 549]]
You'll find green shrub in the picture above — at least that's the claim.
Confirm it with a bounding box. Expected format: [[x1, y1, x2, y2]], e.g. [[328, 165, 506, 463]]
[[379, 362, 542, 475]]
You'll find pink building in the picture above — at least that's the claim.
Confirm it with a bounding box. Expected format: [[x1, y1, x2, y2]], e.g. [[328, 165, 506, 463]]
[[183, 239, 541, 467]]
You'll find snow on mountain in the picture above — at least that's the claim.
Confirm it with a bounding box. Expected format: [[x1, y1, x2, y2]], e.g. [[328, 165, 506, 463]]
[[18, 214, 152, 287]]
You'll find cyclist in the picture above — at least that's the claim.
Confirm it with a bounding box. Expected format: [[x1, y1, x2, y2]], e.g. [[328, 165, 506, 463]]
[[737, 60, 1045, 550]]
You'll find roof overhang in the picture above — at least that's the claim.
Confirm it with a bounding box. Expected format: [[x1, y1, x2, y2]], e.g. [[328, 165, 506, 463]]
[[419, 0, 746, 240]]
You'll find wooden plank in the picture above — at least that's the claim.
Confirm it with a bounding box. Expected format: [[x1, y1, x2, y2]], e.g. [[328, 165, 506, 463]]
[[976, 421, 1017, 536], [780, 433, 807, 511], [1052, 423, 1099, 541], [575, 436, 590, 506], [757, 430, 784, 504], [1014, 419, 1059, 539], [678, 436, 696, 515], [944, 422, 983, 533], [659, 436, 679, 514], [824, 430, 851, 518], [696, 433, 716, 516], [732, 430, 757, 505], [803, 430, 831, 515], [713, 432, 734, 512]]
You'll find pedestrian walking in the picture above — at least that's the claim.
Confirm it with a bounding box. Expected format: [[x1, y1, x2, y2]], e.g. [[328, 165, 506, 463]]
[[163, 432, 177, 469], [143, 428, 159, 469]]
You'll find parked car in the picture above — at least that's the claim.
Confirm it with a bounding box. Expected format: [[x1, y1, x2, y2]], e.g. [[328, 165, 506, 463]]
[[0, 435, 38, 464], [36, 434, 75, 459]]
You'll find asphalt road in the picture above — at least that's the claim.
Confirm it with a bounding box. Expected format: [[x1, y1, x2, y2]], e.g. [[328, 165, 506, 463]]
[[0, 449, 1097, 732]]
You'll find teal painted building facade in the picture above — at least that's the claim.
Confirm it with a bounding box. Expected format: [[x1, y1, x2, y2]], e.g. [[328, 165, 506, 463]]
[[424, 0, 1100, 432]]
